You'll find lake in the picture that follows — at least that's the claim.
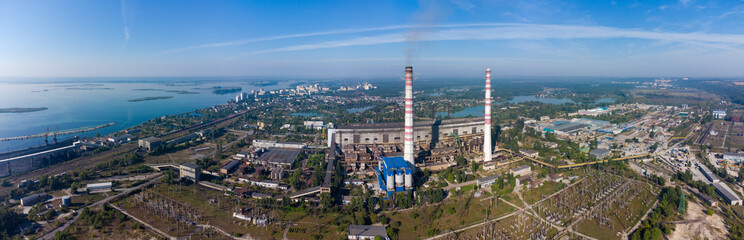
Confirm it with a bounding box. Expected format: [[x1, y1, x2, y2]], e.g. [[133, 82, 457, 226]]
[[0, 79, 295, 152]]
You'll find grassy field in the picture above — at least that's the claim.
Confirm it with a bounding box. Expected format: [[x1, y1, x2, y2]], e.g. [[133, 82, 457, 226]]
[[65, 205, 159, 239], [388, 192, 516, 239], [117, 183, 286, 239], [456, 212, 559, 239], [573, 181, 657, 240], [522, 181, 565, 205]]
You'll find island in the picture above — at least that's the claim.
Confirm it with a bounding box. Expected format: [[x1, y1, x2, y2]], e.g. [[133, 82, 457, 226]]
[[211, 86, 242, 95], [133, 89, 199, 94], [165, 90, 199, 94], [127, 96, 174, 102], [0, 107, 48, 113]]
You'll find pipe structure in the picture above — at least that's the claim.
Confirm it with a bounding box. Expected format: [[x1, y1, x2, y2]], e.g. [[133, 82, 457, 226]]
[[484, 68, 492, 162], [404, 66, 415, 167]]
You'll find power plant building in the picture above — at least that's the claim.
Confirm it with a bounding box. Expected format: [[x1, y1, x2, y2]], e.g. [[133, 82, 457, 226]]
[[328, 118, 485, 147], [376, 156, 413, 198]]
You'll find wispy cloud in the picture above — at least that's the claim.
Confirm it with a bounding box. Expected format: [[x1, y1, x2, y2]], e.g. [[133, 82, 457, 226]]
[[160, 23, 517, 54], [160, 25, 414, 54], [230, 23, 744, 57], [121, 0, 130, 48]]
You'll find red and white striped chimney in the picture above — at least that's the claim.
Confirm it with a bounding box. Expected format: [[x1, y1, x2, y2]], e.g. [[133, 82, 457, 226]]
[[484, 68, 492, 162], [404, 66, 415, 166]]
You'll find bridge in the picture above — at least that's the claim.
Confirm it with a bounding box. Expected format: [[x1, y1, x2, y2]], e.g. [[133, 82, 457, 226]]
[[286, 135, 337, 199], [515, 153, 652, 169]]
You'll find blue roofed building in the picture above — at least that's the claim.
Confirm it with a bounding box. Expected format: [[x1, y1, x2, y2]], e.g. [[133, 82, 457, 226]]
[[376, 157, 413, 198]]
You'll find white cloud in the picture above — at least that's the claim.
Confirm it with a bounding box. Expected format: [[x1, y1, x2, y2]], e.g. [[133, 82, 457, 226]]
[[160, 23, 525, 54], [230, 23, 744, 57], [123, 26, 130, 49]]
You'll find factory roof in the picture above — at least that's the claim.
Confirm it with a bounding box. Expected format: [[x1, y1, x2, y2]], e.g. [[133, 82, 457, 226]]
[[141, 137, 162, 142], [381, 157, 410, 170], [724, 152, 744, 158], [21, 193, 48, 203], [180, 162, 200, 169], [86, 182, 112, 188], [552, 122, 590, 132], [571, 118, 611, 127], [714, 182, 742, 202], [222, 160, 241, 171], [589, 148, 611, 158], [478, 174, 501, 183], [257, 147, 301, 165], [348, 225, 388, 238], [511, 165, 531, 172], [336, 117, 483, 130]]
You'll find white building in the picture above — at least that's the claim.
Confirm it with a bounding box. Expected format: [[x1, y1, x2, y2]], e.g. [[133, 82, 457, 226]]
[[348, 225, 389, 240], [253, 140, 306, 149], [578, 107, 611, 116], [723, 152, 744, 162], [86, 182, 113, 191], [713, 110, 727, 119], [304, 121, 325, 130], [510, 165, 531, 176]]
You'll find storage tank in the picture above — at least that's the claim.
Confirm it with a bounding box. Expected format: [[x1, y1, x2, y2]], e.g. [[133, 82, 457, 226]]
[[395, 171, 404, 187], [386, 172, 394, 191], [61, 196, 71, 206], [404, 172, 413, 189]]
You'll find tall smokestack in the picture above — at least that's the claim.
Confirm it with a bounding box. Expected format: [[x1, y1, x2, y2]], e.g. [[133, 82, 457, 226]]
[[404, 66, 415, 167], [484, 68, 492, 162]]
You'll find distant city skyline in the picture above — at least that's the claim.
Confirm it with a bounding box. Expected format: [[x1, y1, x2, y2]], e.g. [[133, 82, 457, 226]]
[[1, 0, 744, 78]]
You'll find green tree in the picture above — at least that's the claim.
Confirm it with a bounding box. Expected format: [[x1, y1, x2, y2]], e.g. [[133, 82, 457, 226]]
[[54, 230, 75, 240], [320, 193, 333, 212], [455, 155, 467, 166]]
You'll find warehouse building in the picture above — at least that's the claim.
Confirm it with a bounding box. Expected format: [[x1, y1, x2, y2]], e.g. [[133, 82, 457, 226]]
[[477, 174, 501, 188], [220, 160, 241, 174], [589, 148, 612, 159], [20, 193, 49, 207], [724, 152, 744, 162], [542, 121, 590, 136], [510, 165, 531, 177], [348, 225, 389, 240], [253, 140, 306, 149], [86, 182, 113, 191], [255, 148, 301, 168], [699, 165, 719, 183], [714, 182, 742, 205]]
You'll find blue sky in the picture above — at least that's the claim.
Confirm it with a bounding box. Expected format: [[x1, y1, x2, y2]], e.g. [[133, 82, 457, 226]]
[[1, 0, 744, 78]]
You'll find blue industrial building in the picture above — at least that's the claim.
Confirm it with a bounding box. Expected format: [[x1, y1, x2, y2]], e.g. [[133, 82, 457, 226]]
[[376, 157, 413, 198]]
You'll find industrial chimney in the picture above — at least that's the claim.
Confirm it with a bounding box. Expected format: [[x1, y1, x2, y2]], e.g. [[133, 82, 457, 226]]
[[484, 68, 492, 162], [404, 66, 415, 167]]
